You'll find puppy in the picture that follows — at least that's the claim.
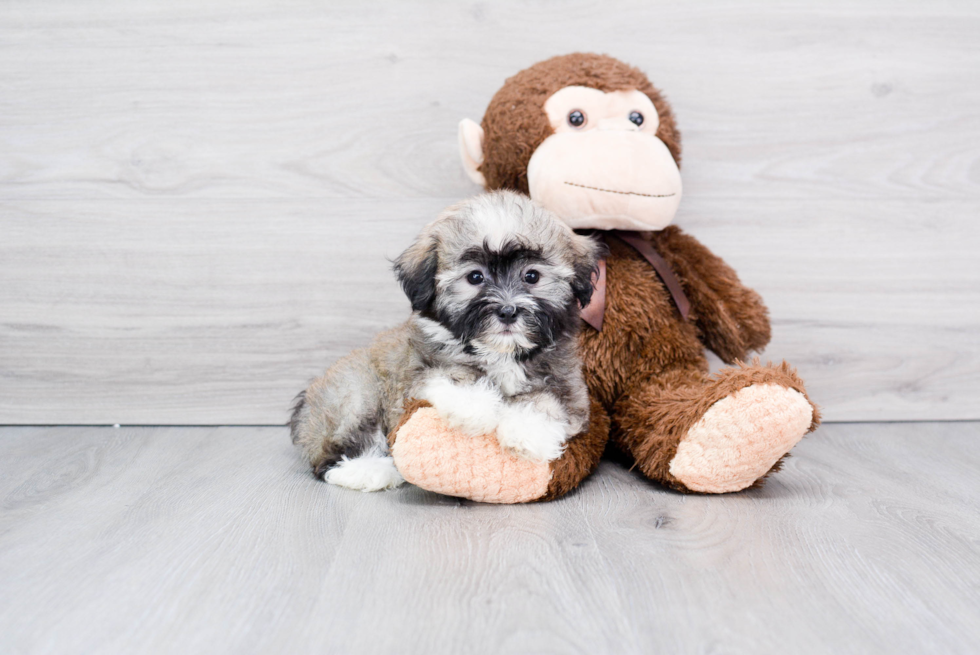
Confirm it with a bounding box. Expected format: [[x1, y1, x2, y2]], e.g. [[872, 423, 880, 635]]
[[289, 191, 603, 492]]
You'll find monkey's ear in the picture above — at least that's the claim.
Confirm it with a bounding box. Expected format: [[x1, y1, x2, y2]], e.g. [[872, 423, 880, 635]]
[[458, 119, 487, 187], [570, 234, 607, 309], [394, 235, 440, 313]]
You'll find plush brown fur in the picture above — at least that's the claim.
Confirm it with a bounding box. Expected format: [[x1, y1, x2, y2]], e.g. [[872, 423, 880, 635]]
[[480, 53, 682, 193], [613, 361, 820, 492], [578, 232, 819, 493], [487, 54, 820, 496], [392, 53, 819, 501]]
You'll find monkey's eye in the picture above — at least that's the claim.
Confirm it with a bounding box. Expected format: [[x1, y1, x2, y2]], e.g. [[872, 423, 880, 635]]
[[567, 110, 586, 128], [629, 111, 644, 126], [523, 270, 540, 284], [466, 271, 485, 285]]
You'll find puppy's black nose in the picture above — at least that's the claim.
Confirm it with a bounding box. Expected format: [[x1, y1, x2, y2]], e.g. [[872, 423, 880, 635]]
[[496, 305, 519, 324]]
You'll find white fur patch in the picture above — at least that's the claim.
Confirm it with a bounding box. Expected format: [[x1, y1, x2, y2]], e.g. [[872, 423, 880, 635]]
[[420, 376, 503, 435], [325, 454, 405, 492], [472, 197, 523, 250], [495, 403, 568, 462], [473, 349, 530, 396]]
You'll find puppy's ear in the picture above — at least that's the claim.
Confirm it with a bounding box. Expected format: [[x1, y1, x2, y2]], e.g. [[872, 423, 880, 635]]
[[394, 233, 440, 313], [569, 233, 607, 309]]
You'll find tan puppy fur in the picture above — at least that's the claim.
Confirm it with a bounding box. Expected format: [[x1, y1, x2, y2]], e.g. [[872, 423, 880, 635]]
[[289, 191, 603, 492]]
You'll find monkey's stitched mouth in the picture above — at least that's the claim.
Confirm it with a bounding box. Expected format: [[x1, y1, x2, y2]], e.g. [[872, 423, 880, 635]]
[[564, 181, 676, 198]]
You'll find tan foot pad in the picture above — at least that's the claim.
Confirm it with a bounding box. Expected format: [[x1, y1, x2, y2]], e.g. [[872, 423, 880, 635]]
[[391, 407, 552, 504], [669, 384, 813, 493]]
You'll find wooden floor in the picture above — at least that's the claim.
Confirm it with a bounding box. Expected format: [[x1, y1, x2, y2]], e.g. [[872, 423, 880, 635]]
[[1, 423, 977, 654]]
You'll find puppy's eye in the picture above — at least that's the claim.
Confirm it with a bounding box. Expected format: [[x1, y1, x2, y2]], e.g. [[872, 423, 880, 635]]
[[567, 110, 586, 128], [466, 271, 484, 285], [629, 111, 644, 126], [523, 270, 540, 284]]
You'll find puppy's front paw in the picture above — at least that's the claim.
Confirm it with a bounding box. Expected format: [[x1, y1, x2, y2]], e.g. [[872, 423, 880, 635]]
[[419, 377, 503, 436], [496, 405, 568, 462]]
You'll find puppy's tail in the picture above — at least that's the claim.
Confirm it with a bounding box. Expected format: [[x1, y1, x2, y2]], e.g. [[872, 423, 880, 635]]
[[288, 382, 343, 479], [287, 349, 386, 480], [288, 390, 307, 445], [289, 390, 339, 477]]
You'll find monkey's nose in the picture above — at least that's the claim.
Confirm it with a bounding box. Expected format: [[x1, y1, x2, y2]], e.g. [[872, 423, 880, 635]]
[[496, 305, 519, 324]]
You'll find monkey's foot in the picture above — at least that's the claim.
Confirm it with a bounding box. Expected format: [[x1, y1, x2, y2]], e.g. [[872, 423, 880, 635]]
[[391, 406, 551, 504], [668, 384, 814, 493]]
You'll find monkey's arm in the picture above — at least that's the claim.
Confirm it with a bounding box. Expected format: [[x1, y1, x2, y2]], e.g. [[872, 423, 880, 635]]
[[652, 226, 771, 364]]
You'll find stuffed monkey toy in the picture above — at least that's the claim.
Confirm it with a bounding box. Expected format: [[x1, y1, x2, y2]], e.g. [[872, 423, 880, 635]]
[[389, 53, 820, 502]]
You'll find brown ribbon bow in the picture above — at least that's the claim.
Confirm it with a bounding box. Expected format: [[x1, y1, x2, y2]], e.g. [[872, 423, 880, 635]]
[[580, 230, 691, 331]]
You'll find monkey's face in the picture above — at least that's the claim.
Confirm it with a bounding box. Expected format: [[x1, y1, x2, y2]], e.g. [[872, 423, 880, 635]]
[[526, 86, 682, 231]]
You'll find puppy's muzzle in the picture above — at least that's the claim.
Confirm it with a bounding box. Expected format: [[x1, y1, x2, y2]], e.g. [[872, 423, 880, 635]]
[[495, 304, 519, 325]]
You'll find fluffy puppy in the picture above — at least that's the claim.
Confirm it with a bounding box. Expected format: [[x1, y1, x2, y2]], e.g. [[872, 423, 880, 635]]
[[289, 191, 603, 492]]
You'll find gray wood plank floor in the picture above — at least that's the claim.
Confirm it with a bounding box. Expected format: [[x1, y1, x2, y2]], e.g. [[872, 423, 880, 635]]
[[1, 422, 977, 654]]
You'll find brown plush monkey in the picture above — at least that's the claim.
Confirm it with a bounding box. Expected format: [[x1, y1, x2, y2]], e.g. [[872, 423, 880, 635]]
[[390, 53, 819, 501]]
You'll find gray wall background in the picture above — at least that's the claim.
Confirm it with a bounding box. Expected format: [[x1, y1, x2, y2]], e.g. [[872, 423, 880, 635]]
[[1, 0, 977, 424]]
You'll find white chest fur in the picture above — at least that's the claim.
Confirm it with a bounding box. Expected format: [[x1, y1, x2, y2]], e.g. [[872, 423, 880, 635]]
[[481, 352, 530, 397]]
